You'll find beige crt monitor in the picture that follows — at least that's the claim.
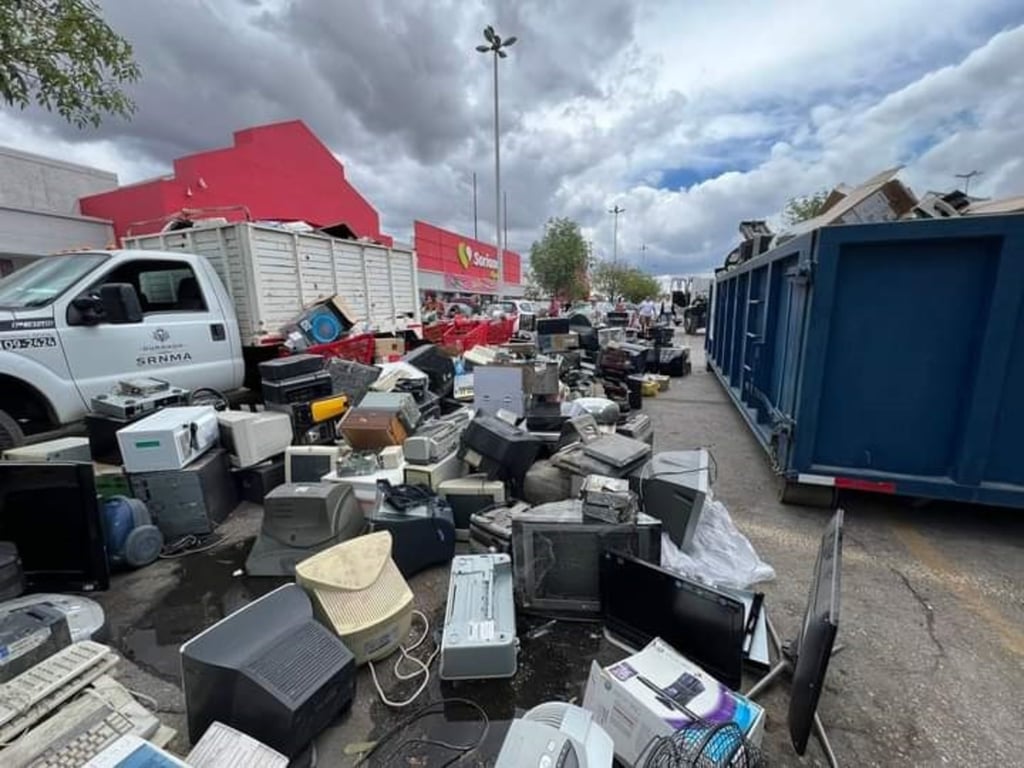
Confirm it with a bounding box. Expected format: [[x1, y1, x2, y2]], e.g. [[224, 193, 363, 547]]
[[295, 531, 413, 664], [285, 445, 342, 484]]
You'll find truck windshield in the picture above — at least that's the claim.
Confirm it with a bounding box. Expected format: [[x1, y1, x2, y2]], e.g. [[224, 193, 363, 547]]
[[0, 253, 109, 309]]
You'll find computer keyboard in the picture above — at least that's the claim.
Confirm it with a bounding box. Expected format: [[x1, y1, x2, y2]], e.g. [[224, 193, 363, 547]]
[[0, 642, 118, 744], [3, 675, 159, 768]]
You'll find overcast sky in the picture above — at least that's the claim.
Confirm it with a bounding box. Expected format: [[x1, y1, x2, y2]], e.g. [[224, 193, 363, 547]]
[[2, 0, 1023, 273]]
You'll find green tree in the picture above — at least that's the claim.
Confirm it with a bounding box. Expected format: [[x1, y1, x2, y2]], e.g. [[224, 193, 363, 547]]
[[783, 190, 830, 226], [0, 0, 140, 128], [529, 217, 589, 301], [591, 261, 660, 303], [620, 270, 661, 304]]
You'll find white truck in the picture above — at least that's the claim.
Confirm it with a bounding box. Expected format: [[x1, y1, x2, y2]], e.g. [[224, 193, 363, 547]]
[[0, 222, 420, 448]]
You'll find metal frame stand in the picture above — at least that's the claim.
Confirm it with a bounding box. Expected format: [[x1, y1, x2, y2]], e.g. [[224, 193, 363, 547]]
[[744, 616, 840, 768]]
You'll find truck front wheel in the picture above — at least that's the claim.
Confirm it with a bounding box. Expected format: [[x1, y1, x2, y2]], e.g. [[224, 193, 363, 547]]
[[0, 410, 25, 451]]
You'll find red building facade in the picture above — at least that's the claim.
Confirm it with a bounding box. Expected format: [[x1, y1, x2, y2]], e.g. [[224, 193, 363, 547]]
[[80, 121, 389, 244], [414, 220, 521, 296]]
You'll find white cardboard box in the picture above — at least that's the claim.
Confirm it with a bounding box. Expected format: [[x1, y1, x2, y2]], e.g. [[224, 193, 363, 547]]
[[582, 638, 764, 766], [116, 406, 219, 473]]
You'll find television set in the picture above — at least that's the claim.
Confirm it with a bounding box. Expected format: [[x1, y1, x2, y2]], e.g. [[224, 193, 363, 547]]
[[285, 445, 342, 483], [744, 509, 844, 766], [458, 413, 543, 490], [217, 411, 293, 469], [295, 531, 414, 664], [789, 508, 843, 755], [599, 550, 746, 690], [180, 584, 355, 758], [245, 483, 365, 577], [0, 463, 109, 592], [512, 500, 661, 617], [637, 449, 711, 549]]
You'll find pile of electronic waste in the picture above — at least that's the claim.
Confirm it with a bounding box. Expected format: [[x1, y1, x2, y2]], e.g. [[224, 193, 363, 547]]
[[0, 320, 843, 768]]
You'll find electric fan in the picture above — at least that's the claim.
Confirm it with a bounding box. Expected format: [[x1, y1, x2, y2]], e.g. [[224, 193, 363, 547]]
[[495, 702, 614, 768], [642, 721, 766, 768]]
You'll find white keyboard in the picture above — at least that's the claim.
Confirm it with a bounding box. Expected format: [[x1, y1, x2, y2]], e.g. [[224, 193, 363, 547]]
[[4, 675, 159, 768], [0, 642, 117, 743]]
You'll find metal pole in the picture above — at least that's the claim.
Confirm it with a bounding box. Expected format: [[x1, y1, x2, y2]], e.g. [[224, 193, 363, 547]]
[[473, 172, 478, 240], [493, 51, 503, 298], [503, 190, 508, 250]]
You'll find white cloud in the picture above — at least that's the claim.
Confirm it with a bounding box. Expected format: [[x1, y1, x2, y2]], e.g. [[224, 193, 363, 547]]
[[0, 0, 1022, 274]]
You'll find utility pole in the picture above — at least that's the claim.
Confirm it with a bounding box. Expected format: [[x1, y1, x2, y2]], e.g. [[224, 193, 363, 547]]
[[477, 26, 516, 297], [606, 205, 622, 299], [503, 189, 508, 251], [640, 243, 647, 267], [472, 172, 478, 240], [955, 170, 983, 196]]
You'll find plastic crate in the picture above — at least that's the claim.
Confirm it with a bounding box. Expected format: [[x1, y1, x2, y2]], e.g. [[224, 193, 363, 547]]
[[307, 332, 376, 364]]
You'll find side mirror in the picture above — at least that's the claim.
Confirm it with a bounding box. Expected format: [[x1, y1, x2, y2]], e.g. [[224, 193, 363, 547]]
[[100, 283, 143, 324], [71, 294, 104, 326]]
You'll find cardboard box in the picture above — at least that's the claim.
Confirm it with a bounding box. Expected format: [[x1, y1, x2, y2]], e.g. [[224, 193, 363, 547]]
[[582, 638, 764, 766], [375, 336, 406, 362], [339, 408, 407, 450]]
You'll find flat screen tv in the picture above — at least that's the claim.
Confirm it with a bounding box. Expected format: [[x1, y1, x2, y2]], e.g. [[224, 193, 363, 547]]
[[0, 462, 109, 592], [788, 508, 843, 754], [599, 550, 745, 690]]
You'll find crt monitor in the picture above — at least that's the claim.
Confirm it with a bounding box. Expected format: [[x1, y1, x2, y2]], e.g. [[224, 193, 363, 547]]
[[180, 583, 355, 757], [512, 502, 662, 617], [599, 550, 745, 690], [285, 446, 341, 484], [0, 462, 109, 592], [789, 508, 843, 755], [639, 449, 711, 550]]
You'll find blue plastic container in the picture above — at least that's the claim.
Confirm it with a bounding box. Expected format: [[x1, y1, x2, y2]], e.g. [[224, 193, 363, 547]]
[[706, 215, 1024, 507]]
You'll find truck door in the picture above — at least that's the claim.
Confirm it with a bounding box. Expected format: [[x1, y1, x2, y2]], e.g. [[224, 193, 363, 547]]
[[59, 257, 235, 403]]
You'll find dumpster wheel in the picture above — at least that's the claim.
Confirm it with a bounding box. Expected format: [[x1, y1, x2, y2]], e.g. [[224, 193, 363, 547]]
[[778, 477, 837, 507]]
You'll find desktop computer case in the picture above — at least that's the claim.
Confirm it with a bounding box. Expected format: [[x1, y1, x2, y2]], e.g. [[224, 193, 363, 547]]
[[403, 451, 465, 491], [129, 449, 238, 539], [117, 406, 220, 473], [358, 392, 421, 431], [439, 554, 517, 680]]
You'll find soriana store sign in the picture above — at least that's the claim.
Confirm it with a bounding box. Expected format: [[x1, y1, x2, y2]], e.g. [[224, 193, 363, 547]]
[[414, 221, 521, 292]]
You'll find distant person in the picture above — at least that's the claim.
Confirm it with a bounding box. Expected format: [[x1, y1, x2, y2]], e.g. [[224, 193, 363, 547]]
[[548, 297, 560, 317], [639, 297, 656, 329]]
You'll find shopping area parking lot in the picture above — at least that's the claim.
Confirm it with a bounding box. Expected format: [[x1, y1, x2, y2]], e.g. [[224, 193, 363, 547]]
[[90, 335, 1024, 767]]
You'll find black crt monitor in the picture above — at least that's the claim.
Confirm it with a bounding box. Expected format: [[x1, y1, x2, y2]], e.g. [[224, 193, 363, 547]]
[[0, 462, 109, 592], [599, 550, 745, 690], [789, 508, 843, 755], [180, 583, 356, 757]]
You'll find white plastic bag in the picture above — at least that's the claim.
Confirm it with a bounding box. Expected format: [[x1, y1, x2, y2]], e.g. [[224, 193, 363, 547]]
[[660, 492, 775, 589]]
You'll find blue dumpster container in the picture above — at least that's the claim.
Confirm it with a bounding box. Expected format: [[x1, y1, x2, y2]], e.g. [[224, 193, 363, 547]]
[[706, 215, 1024, 507]]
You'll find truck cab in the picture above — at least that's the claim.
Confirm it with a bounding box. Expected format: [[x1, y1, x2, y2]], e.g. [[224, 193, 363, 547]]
[[0, 250, 245, 448]]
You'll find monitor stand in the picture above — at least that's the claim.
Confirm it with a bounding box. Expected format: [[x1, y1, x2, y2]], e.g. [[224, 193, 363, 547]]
[[744, 615, 842, 768]]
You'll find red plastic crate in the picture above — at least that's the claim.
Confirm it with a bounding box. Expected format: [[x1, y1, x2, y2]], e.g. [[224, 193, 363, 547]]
[[306, 332, 376, 364]]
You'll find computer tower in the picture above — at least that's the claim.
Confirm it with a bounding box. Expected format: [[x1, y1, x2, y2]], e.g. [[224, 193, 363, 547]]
[[181, 584, 356, 758], [0, 603, 71, 682], [245, 483, 364, 577], [403, 450, 466, 491], [232, 458, 286, 504], [369, 498, 456, 578], [402, 345, 455, 398], [129, 449, 238, 539]]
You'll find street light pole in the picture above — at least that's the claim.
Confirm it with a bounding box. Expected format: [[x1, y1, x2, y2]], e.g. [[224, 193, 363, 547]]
[[608, 205, 624, 300], [477, 26, 516, 298]]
